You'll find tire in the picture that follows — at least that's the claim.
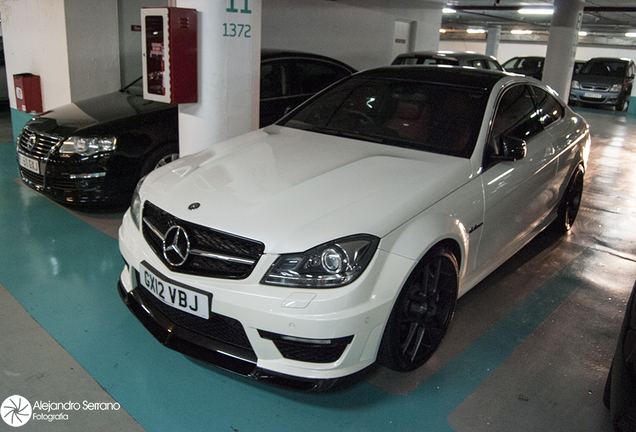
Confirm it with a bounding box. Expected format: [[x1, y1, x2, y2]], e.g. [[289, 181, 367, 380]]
[[377, 246, 458, 372], [616, 94, 627, 112], [603, 363, 612, 409], [552, 165, 584, 234], [141, 144, 179, 177]]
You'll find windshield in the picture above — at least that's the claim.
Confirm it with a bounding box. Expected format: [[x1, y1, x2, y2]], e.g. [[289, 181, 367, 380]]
[[393, 56, 460, 66], [279, 76, 488, 158], [580, 60, 627, 78]]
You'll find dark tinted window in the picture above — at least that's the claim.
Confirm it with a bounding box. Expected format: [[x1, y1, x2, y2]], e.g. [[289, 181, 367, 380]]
[[294, 60, 351, 95], [492, 85, 542, 141], [580, 60, 628, 78], [281, 76, 488, 158], [487, 60, 503, 71], [466, 59, 487, 69], [260, 62, 287, 99], [393, 56, 460, 66], [532, 87, 563, 128]]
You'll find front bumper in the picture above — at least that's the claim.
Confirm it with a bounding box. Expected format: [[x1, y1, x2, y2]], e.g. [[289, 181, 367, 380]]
[[569, 88, 622, 106], [17, 149, 138, 206], [117, 210, 414, 389]]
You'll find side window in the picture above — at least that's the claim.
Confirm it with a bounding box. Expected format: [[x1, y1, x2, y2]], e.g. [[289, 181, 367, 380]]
[[260, 62, 288, 99], [488, 60, 502, 71], [491, 85, 542, 141], [294, 60, 351, 95], [531, 87, 563, 128], [467, 59, 486, 69]]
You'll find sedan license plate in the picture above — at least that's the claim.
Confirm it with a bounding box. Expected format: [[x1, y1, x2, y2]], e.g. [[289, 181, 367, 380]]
[[583, 92, 602, 99], [139, 263, 210, 319], [18, 154, 40, 174]]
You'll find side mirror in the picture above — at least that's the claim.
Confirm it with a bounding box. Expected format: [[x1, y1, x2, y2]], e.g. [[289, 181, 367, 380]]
[[492, 136, 527, 161]]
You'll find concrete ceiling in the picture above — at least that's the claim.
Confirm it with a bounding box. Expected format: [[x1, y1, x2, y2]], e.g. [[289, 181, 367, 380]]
[[441, 0, 636, 46]]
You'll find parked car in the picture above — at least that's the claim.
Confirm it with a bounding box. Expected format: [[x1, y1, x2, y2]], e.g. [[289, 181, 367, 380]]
[[16, 50, 355, 206], [569, 57, 635, 111], [392, 51, 503, 71], [502, 56, 544, 79], [604, 280, 636, 432], [117, 66, 590, 391]]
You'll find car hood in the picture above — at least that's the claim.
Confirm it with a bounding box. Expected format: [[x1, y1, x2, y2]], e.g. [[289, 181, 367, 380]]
[[141, 126, 473, 253], [573, 74, 624, 86], [26, 88, 173, 137]]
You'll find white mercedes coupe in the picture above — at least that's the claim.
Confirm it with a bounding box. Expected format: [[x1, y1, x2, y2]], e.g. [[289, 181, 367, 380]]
[[118, 66, 590, 391]]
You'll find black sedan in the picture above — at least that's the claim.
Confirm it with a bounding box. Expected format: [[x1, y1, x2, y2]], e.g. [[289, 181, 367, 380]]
[[16, 49, 355, 207], [604, 281, 636, 431]]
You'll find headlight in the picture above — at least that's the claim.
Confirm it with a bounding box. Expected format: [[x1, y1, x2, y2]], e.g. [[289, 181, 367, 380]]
[[130, 176, 146, 230], [570, 80, 580, 90], [261, 235, 379, 288], [610, 84, 623, 92], [60, 136, 117, 156]]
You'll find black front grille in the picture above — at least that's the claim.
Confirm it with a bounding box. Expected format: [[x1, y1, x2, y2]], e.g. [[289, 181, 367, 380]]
[[259, 331, 353, 364], [135, 279, 254, 352], [19, 167, 44, 188], [17, 127, 62, 158], [142, 201, 265, 279]]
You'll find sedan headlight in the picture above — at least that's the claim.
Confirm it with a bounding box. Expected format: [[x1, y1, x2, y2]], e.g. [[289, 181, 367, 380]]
[[262, 235, 379, 288], [130, 176, 146, 230], [60, 136, 117, 156], [570, 80, 580, 90], [610, 84, 623, 92]]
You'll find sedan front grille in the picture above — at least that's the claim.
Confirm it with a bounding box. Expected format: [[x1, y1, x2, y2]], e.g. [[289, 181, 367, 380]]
[[580, 84, 610, 92], [142, 201, 265, 279], [17, 127, 62, 158]]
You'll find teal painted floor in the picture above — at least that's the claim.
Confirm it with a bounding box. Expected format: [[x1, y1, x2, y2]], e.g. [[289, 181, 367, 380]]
[[1, 108, 635, 431]]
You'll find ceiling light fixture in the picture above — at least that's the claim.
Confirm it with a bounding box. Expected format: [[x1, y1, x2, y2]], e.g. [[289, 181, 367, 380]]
[[518, 8, 554, 15], [578, 31, 588, 36], [626, 32, 636, 37], [511, 29, 532, 35], [443, 8, 457, 14], [439, 28, 447, 33], [467, 28, 486, 34]]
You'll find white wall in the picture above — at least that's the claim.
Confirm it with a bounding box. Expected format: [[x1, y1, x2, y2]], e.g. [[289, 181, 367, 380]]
[[0, 0, 120, 110], [261, 0, 395, 70], [0, 0, 72, 110]]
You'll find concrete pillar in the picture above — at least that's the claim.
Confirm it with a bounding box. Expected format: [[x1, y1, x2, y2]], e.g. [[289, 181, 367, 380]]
[[176, 0, 261, 156], [410, 2, 444, 52], [542, 0, 584, 99], [485, 26, 501, 59]]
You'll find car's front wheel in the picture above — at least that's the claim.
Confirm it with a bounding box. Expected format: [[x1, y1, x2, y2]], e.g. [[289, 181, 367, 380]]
[[141, 144, 179, 176], [553, 165, 585, 234], [377, 246, 458, 372]]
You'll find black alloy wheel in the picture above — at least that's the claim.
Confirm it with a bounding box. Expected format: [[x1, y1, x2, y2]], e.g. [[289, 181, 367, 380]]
[[554, 165, 584, 234], [378, 247, 458, 372]]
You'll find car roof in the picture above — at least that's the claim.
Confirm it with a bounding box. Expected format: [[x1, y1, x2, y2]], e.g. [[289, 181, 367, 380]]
[[586, 57, 633, 64], [260, 48, 357, 72], [358, 65, 508, 90], [394, 51, 497, 61]]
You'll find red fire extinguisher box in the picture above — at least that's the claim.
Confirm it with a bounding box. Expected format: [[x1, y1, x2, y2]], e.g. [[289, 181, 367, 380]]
[[14, 73, 43, 113]]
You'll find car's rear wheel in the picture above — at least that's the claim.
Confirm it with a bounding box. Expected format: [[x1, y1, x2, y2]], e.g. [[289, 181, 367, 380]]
[[553, 165, 584, 234], [377, 246, 458, 372]]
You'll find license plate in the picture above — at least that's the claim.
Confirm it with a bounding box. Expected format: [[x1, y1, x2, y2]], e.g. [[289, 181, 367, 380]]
[[139, 262, 210, 319], [18, 154, 40, 174], [583, 92, 602, 99]]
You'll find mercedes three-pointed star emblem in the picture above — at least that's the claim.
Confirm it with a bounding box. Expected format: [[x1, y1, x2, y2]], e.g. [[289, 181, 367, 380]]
[[162, 225, 190, 267]]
